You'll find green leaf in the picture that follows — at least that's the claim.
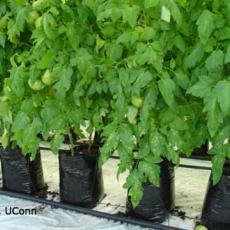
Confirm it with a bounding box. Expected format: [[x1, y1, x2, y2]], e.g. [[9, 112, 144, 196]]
[[66, 24, 79, 50], [133, 71, 153, 94], [50, 134, 64, 154], [187, 76, 212, 98], [225, 43, 230, 64], [54, 66, 73, 98], [215, 27, 230, 41], [43, 13, 56, 40], [0, 34, 6, 48], [212, 154, 225, 185], [175, 71, 190, 89], [99, 130, 119, 165], [204, 94, 223, 137], [10, 66, 27, 98], [117, 144, 132, 176], [139, 86, 158, 126], [166, 146, 180, 165], [174, 35, 186, 52], [118, 125, 134, 153], [130, 183, 143, 208], [168, 0, 182, 26], [7, 7, 29, 43], [144, 0, 159, 8], [158, 77, 176, 108], [117, 31, 135, 44], [124, 171, 143, 207], [37, 50, 55, 70], [111, 8, 122, 23], [214, 80, 230, 112], [127, 106, 138, 124], [12, 112, 30, 131], [196, 10, 214, 44], [123, 5, 140, 28], [140, 27, 156, 41], [184, 43, 204, 69], [150, 131, 167, 156], [105, 43, 123, 61], [171, 117, 188, 131], [16, 7, 29, 29], [138, 161, 160, 186], [205, 50, 224, 73]]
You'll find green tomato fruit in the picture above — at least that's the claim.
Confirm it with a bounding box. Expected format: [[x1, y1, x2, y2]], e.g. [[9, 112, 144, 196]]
[[195, 225, 208, 230], [129, 119, 137, 125], [132, 97, 143, 108], [28, 79, 44, 91], [32, 0, 45, 9], [28, 11, 39, 25], [0, 16, 8, 30], [35, 17, 42, 28], [42, 70, 52, 86]]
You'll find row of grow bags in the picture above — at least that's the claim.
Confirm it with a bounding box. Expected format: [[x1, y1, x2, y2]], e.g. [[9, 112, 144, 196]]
[[0, 143, 230, 230], [0, 143, 104, 208]]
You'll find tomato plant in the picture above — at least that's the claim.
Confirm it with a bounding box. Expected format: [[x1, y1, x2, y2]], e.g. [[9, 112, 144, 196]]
[[186, 0, 230, 184], [1, 0, 230, 207], [89, 0, 208, 206]]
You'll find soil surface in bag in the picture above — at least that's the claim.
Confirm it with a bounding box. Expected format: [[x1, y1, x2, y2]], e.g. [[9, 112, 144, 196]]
[[201, 162, 230, 230], [59, 144, 104, 208], [0, 145, 45, 194], [126, 161, 175, 222]]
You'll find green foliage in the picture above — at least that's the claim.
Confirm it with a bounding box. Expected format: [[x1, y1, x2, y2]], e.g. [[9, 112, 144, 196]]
[[185, 0, 230, 184], [0, 0, 229, 206]]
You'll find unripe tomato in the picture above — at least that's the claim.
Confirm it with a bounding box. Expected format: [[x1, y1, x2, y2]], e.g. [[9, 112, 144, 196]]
[[195, 225, 207, 230], [35, 17, 42, 28], [129, 119, 137, 125], [42, 70, 52, 86], [0, 16, 8, 30], [132, 97, 143, 108], [28, 79, 44, 91], [32, 0, 44, 9], [28, 11, 39, 25]]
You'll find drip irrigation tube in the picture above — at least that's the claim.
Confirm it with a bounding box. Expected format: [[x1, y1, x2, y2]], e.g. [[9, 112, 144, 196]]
[[0, 189, 183, 230], [40, 147, 212, 171], [179, 164, 211, 171]]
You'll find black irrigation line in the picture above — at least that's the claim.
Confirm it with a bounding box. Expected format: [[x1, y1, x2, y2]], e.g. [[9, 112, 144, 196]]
[[40, 147, 212, 171], [179, 164, 211, 171], [0, 189, 183, 230]]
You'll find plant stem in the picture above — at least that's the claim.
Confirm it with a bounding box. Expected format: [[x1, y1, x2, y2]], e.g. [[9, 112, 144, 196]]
[[68, 127, 74, 156]]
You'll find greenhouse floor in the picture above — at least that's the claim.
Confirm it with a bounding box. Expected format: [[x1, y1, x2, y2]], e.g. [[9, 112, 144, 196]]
[[0, 150, 211, 230]]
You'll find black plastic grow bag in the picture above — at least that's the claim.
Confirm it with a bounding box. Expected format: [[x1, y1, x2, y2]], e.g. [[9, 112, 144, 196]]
[[192, 141, 209, 158], [0, 145, 45, 195], [59, 144, 104, 208], [201, 162, 230, 230], [126, 161, 175, 222]]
